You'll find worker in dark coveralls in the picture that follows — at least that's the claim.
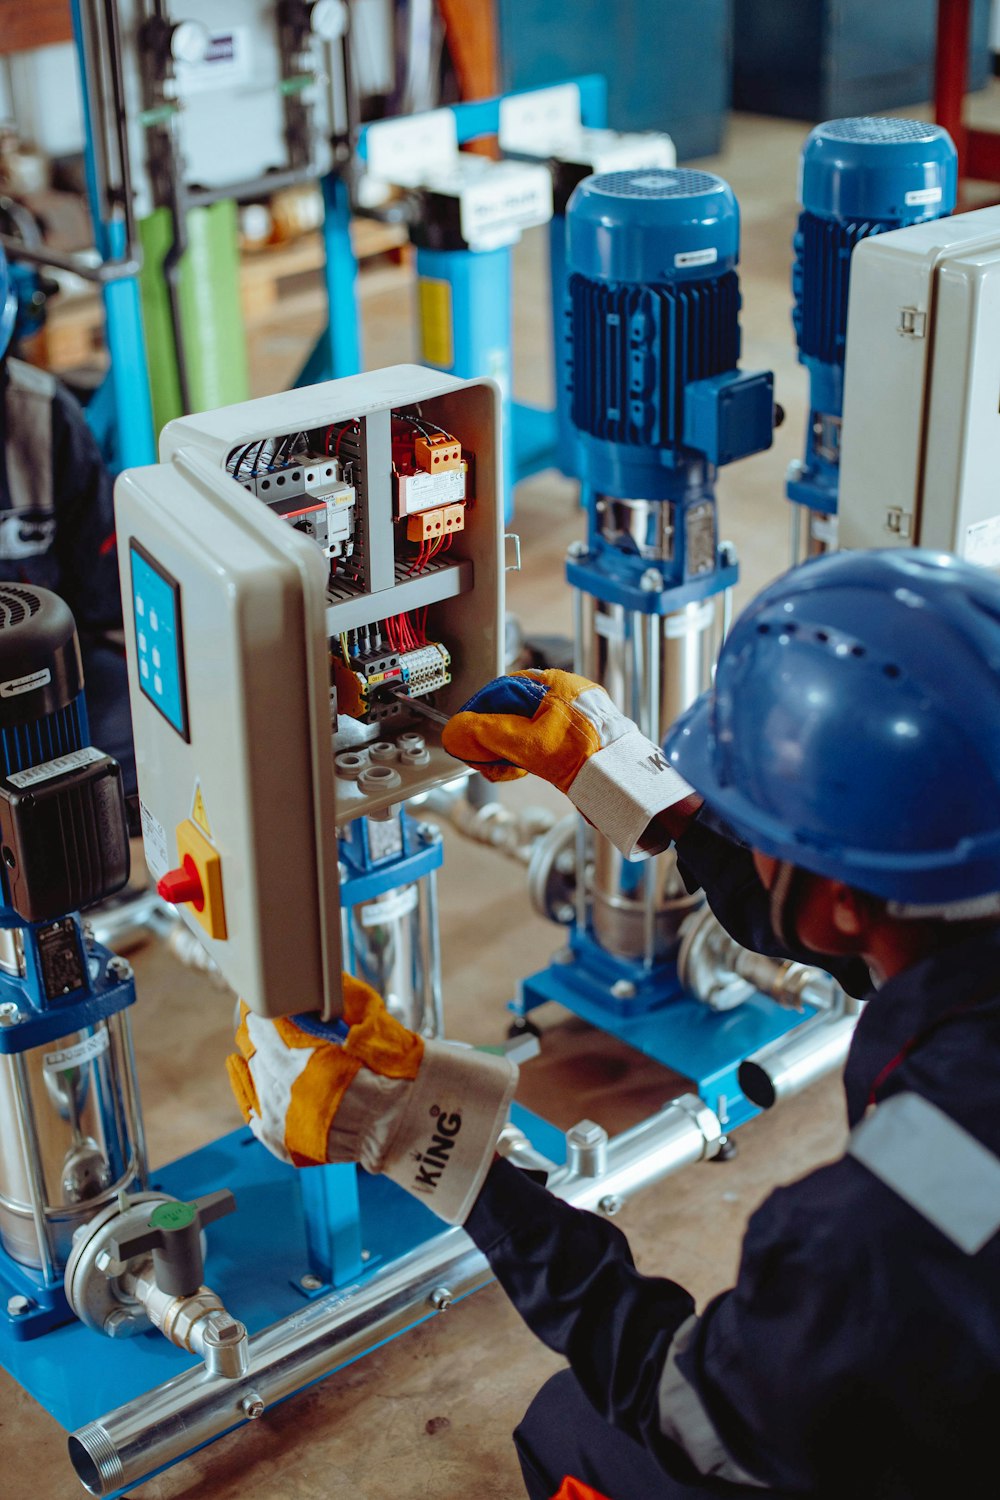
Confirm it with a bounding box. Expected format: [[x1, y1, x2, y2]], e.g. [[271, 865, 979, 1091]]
[[228, 547, 1000, 1500], [0, 243, 135, 797]]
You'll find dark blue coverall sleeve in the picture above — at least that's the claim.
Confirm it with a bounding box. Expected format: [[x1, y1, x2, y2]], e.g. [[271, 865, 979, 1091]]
[[466, 1156, 885, 1496], [674, 808, 871, 999], [48, 382, 122, 639]]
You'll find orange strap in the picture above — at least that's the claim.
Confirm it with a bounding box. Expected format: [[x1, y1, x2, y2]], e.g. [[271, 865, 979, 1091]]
[[551, 1479, 613, 1500]]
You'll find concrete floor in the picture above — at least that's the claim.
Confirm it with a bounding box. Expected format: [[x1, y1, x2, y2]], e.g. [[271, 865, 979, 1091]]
[[3, 96, 996, 1499]]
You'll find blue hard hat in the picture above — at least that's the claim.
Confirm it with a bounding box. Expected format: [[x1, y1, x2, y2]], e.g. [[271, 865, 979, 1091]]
[[664, 549, 1000, 909], [0, 244, 16, 361]]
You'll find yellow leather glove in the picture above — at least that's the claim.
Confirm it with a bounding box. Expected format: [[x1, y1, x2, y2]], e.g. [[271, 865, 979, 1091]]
[[443, 669, 695, 858], [227, 975, 517, 1225]]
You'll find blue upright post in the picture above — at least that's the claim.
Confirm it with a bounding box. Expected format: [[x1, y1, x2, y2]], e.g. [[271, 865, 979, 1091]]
[[69, 0, 156, 470], [414, 244, 515, 522], [296, 171, 363, 387]]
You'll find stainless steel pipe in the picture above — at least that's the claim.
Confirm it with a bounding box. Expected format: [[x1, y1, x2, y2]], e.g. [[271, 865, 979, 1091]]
[[738, 1007, 860, 1110], [68, 1094, 723, 1496]]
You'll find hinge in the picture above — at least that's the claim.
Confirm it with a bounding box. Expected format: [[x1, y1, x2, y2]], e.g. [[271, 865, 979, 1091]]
[[897, 306, 926, 338], [885, 506, 914, 538]]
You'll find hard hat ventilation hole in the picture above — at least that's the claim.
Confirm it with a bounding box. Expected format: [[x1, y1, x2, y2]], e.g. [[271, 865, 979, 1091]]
[[883, 664, 901, 678]]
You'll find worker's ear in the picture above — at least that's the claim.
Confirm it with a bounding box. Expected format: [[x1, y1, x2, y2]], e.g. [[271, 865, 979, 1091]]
[[829, 882, 880, 939]]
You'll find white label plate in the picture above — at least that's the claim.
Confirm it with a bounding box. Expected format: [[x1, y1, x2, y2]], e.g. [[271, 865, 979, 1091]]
[[140, 799, 170, 882], [964, 513, 1000, 569], [44, 1029, 110, 1075], [7, 745, 105, 789], [359, 886, 419, 927]]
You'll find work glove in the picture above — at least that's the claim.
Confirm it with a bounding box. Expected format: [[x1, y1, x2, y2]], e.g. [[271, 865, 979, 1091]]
[[443, 669, 696, 859], [226, 975, 517, 1225]]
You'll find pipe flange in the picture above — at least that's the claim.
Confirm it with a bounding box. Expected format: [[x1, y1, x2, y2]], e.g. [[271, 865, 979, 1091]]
[[527, 814, 586, 926], [677, 906, 753, 1012], [64, 1193, 175, 1335]]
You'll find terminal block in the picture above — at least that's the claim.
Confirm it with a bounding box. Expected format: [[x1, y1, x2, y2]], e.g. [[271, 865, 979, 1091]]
[[399, 642, 452, 698], [415, 433, 463, 472], [332, 650, 405, 725], [406, 503, 465, 544]]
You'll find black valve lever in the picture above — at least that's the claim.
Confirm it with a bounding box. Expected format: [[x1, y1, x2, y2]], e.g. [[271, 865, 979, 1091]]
[[111, 1190, 236, 1298]]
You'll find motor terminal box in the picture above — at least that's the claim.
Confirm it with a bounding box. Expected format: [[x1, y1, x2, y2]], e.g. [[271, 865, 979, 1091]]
[[115, 366, 503, 1019], [0, 752, 129, 923]]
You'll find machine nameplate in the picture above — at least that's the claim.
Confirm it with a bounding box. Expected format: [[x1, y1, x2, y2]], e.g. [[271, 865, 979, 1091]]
[[7, 746, 105, 789]]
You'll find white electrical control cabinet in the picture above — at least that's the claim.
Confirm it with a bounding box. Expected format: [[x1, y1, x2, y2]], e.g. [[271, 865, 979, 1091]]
[[116, 366, 504, 1020], [839, 205, 1000, 566], [112, 0, 339, 218]]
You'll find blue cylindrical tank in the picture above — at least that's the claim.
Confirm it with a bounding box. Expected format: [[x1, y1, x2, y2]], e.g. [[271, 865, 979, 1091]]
[[566, 168, 772, 503], [788, 116, 956, 514]]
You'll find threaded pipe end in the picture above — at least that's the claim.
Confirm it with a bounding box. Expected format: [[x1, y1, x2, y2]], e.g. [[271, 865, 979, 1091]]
[[68, 1424, 124, 1496]]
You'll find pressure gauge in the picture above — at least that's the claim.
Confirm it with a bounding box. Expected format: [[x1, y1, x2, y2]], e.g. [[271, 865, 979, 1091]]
[[170, 19, 211, 65], [310, 0, 348, 41]]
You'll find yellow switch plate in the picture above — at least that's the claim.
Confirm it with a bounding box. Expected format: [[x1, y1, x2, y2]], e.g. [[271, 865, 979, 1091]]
[[175, 818, 228, 940]]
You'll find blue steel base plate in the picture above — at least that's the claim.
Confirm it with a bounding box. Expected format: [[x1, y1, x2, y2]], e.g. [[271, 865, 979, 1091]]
[[0, 1111, 562, 1474], [517, 954, 815, 1133]]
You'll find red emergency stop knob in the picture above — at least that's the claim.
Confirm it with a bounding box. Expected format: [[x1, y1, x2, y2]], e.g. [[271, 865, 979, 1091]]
[[157, 855, 205, 910]]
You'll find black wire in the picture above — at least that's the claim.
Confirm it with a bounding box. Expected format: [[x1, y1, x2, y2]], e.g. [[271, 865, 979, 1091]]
[[249, 438, 269, 475], [229, 441, 257, 476]]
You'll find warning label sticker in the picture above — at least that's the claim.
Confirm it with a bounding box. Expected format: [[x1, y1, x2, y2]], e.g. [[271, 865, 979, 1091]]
[[191, 781, 212, 839]]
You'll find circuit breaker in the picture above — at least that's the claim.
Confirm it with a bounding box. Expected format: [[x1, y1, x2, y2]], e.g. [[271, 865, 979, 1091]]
[[839, 204, 1000, 563], [116, 366, 503, 1019]]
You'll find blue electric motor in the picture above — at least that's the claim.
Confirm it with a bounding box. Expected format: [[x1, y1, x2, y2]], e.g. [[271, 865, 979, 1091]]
[[787, 116, 957, 520], [565, 167, 773, 597]]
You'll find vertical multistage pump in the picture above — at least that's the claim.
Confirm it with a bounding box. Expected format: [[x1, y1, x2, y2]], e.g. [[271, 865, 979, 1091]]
[[787, 116, 956, 558], [561, 166, 773, 971], [0, 586, 139, 1326]]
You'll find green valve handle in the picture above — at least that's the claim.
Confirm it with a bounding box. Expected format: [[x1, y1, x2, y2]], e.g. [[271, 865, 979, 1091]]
[[111, 1189, 236, 1298]]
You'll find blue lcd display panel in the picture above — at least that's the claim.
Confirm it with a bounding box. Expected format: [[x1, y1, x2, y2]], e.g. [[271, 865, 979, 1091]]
[[129, 540, 189, 741]]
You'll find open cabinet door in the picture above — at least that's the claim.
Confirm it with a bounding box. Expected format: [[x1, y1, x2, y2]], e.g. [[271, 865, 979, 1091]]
[[115, 443, 343, 1020]]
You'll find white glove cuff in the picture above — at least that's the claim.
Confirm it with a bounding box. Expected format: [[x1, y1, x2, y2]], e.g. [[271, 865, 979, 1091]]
[[379, 1041, 518, 1224], [569, 727, 696, 859]]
